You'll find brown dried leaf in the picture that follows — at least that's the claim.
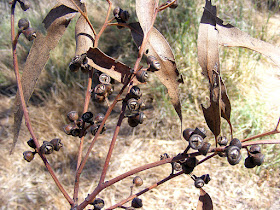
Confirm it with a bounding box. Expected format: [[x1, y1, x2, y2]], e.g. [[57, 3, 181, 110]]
[[12, 5, 77, 153], [136, 0, 158, 34], [57, 0, 85, 12], [129, 22, 183, 123], [201, 71, 221, 138], [220, 78, 232, 130], [75, 13, 94, 56], [197, 188, 213, 210], [87, 48, 138, 84], [216, 18, 280, 68]]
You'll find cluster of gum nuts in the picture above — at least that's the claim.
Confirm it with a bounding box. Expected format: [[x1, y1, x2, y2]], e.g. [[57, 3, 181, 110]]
[[23, 138, 63, 162], [17, 18, 36, 41], [63, 111, 106, 138]]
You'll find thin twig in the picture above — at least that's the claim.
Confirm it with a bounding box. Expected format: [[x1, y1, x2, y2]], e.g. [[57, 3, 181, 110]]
[[106, 171, 184, 210], [11, 1, 73, 205], [99, 102, 126, 184], [158, 0, 177, 12], [69, 0, 96, 36]]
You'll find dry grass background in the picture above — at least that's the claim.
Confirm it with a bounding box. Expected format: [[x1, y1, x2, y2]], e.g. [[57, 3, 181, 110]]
[[0, 0, 280, 209]]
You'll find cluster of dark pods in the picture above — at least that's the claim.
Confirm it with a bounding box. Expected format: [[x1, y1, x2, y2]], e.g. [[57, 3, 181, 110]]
[[92, 72, 114, 103], [63, 111, 106, 137], [23, 138, 63, 162], [113, 7, 130, 29], [17, 18, 36, 41], [125, 86, 146, 127], [245, 145, 265, 168]]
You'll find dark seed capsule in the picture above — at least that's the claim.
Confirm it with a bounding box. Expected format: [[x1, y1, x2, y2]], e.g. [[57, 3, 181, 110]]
[[189, 134, 204, 150], [67, 111, 79, 122], [82, 112, 94, 123], [131, 197, 143, 208], [135, 69, 148, 83], [127, 98, 141, 113], [27, 138, 36, 149], [129, 86, 142, 99], [200, 174, 211, 184], [91, 198, 105, 210], [18, 18, 30, 30], [71, 127, 81, 137], [198, 142, 211, 156], [119, 10, 130, 22], [50, 138, 63, 151], [113, 7, 121, 18], [105, 84, 114, 95], [99, 73, 111, 84], [19, 0, 30, 11], [22, 28, 36, 41], [94, 84, 107, 96], [91, 124, 106, 136], [229, 138, 242, 149], [63, 123, 75, 135], [249, 145, 261, 154], [160, 153, 170, 160], [93, 94, 105, 103], [218, 136, 228, 146], [244, 156, 257, 169], [194, 178, 205, 188], [147, 55, 161, 71], [40, 141, 54, 155], [95, 113, 105, 124], [226, 146, 242, 165], [23, 151, 35, 162], [133, 176, 143, 187], [251, 153, 265, 166], [182, 128, 194, 141], [173, 162, 182, 171]]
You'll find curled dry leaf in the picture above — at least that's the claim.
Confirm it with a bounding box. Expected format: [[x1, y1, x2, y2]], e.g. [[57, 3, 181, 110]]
[[129, 22, 183, 124], [198, 0, 232, 138], [136, 0, 158, 34], [75, 13, 95, 56], [12, 5, 78, 153], [87, 48, 139, 84], [197, 188, 213, 210], [57, 0, 85, 12]]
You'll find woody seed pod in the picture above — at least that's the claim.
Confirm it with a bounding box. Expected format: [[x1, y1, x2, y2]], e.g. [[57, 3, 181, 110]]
[[167, 0, 178, 9], [105, 84, 114, 95], [18, 18, 30, 30], [82, 111, 94, 123], [189, 134, 204, 150], [119, 10, 130, 22], [50, 138, 63, 151], [95, 113, 105, 124], [198, 142, 211, 156], [200, 174, 211, 184], [22, 28, 36, 41], [99, 73, 111, 84], [23, 151, 35, 162], [194, 178, 205, 188], [91, 198, 105, 210], [113, 7, 121, 18], [63, 123, 75, 135], [93, 94, 105, 103], [229, 138, 242, 149], [182, 128, 194, 141], [19, 0, 30, 11], [94, 84, 106, 96], [135, 69, 148, 83], [244, 156, 256, 168], [226, 146, 242, 165], [133, 176, 143, 187], [251, 153, 265, 166], [127, 98, 141, 113], [67, 111, 79, 122], [40, 141, 54, 155], [27, 138, 36, 149], [147, 55, 161, 71], [249, 145, 261, 154], [128, 86, 142, 99], [218, 136, 228, 146], [131, 197, 143, 208]]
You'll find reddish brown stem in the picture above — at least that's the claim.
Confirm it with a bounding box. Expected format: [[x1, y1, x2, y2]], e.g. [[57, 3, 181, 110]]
[[106, 171, 184, 210], [99, 102, 126, 184], [158, 0, 177, 12], [11, 1, 73, 205], [94, 0, 112, 47], [69, 0, 96, 36]]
